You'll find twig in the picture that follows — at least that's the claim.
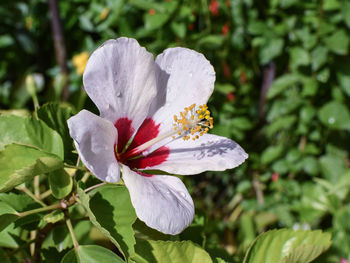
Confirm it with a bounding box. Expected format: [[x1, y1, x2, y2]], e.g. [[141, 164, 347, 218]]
[[48, 0, 69, 101], [259, 61, 276, 121], [18, 203, 62, 218], [252, 173, 264, 205]]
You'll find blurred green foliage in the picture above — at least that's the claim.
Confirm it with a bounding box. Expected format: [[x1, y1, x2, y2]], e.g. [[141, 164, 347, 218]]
[[1, 0, 350, 262]]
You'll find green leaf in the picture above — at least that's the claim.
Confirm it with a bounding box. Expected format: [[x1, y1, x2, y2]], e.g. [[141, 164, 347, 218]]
[[49, 169, 73, 199], [341, 0, 350, 27], [132, 240, 213, 263], [323, 0, 340, 10], [0, 202, 19, 232], [0, 223, 20, 248], [311, 46, 328, 71], [259, 38, 284, 65], [243, 229, 331, 263], [171, 22, 186, 38], [198, 35, 224, 50], [62, 245, 124, 263], [266, 115, 297, 137], [261, 145, 284, 165], [43, 210, 65, 224], [319, 154, 347, 183], [231, 117, 253, 130], [336, 60, 350, 97], [0, 192, 40, 212], [42, 221, 93, 251], [289, 47, 309, 70], [214, 83, 235, 94], [37, 102, 74, 161], [267, 74, 300, 99], [318, 101, 350, 130], [0, 144, 63, 192], [324, 30, 349, 55], [78, 185, 137, 260], [0, 115, 64, 159]]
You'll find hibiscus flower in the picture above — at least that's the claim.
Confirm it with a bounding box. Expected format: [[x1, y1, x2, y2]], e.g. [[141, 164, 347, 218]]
[[67, 37, 248, 235]]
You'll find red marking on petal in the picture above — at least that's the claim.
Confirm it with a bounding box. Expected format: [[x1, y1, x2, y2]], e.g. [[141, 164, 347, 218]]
[[129, 118, 160, 149], [115, 118, 134, 153], [114, 117, 170, 176], [136, 171, 154, 177], [126, 146, 170, 170]]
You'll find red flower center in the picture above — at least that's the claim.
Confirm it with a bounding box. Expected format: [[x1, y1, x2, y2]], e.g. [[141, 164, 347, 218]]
[[114, 117, 170, 173]]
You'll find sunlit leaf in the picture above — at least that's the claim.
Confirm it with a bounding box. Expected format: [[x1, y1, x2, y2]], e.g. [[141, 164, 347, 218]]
[[62, 245, 124, 263], [37, 102, 75, 161], [243, 229, 331, 263], [0, 115, 64, 159], [132, 240, 213, 263], [0, 144, 63, 192], [78, 184, 137, 260], [318, 101, 350, 130]]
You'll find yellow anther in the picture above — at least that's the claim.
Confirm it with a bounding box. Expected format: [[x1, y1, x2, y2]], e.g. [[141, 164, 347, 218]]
[[172, 103, 213, 141]]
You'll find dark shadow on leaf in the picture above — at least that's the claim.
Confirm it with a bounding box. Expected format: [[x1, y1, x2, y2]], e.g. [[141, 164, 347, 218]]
[[89, 192, 127, 259]]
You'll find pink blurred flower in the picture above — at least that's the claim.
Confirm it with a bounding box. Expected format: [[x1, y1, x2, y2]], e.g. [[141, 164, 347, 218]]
[[209, 0, 219, 16], [227, 92, 235, 102], [271, 172, 279, 182], [222, 23, 229, 36]]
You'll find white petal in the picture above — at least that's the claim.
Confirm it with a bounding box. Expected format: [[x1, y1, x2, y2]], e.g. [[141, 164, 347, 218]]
[[149, 47, 215, 133], [145, 134, 248, 175], [67, 110, 120, 183], [83, 37, 157, 130], [122, 164, 194, 235]]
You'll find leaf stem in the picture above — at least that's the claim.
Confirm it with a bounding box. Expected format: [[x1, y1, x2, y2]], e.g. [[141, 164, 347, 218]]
[[17, 186, 47, 207], [81, 172, 90, 183], [34, 175, 40, 198], [64, 210, 79, 249], [84, 182, 107, 193], [40, 189, 52, 200], [64, 163, 86, 171]]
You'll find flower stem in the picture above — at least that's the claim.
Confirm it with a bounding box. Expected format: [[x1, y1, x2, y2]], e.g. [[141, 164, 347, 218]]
[[64, 210, 79, 249]]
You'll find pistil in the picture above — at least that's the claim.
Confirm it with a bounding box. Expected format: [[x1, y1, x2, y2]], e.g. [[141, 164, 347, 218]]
[[120, 104, 214, 161]]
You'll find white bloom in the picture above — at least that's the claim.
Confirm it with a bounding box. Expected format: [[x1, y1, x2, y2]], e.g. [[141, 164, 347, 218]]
[[68, 37, 248, 235]]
